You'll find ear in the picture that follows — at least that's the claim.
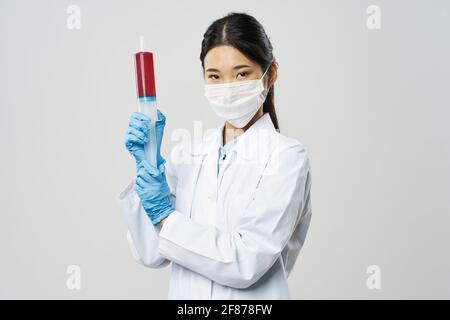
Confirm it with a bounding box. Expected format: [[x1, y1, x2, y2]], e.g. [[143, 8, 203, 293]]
[[267, 61, 278, 88]]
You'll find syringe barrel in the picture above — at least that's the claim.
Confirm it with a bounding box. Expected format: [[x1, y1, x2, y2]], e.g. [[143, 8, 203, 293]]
[[134, 50, 158, 168], [134, 51, 156, 98]]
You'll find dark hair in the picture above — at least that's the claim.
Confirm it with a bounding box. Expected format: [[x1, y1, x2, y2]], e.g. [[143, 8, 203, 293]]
[[200, 12, 280, 130]]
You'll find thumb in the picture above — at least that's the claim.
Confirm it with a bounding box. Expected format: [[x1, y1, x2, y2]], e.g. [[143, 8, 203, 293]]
[[155, 109, 166, 129]]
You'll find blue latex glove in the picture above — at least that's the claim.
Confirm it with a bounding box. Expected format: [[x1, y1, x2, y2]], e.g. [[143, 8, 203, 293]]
[[135, 160, 175, 225], [124, 110, 167, 168]]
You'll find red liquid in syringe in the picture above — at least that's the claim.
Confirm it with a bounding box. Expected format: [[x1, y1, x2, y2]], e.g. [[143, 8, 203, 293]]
[[135, 51, 156, 100]]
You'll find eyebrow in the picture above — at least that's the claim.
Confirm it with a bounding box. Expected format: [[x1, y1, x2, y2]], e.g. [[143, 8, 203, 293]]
[[205, 64, 252, 73]]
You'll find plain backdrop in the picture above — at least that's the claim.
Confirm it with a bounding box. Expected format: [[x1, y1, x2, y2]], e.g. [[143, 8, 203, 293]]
[[0, 0, 449, 299]]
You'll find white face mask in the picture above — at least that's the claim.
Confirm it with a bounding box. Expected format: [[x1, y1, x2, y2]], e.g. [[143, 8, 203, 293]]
[[204, 65, 271, 128]]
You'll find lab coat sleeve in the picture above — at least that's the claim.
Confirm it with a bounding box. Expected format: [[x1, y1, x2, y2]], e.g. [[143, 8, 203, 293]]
[[118, 180, 171, 268], [157, 142, 311, 289], [117, 142, 179, 268]]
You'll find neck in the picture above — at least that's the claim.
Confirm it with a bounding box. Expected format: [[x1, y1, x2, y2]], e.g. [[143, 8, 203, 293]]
[[223, 108, 264, 145]]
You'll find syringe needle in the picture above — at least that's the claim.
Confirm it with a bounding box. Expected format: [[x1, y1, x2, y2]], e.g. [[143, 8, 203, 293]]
[[140, 35, 144, 52]]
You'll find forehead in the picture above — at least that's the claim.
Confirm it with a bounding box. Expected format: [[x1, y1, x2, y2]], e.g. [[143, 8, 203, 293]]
[[204, 45, 256, 70]]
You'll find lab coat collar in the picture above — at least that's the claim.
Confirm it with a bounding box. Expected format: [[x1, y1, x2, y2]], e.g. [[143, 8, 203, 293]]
[[190, 113, 278, 162]]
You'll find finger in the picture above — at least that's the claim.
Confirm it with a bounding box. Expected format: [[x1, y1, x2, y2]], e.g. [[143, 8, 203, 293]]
[[137, 166, 153, 183], [129, 116, 150, 132], [125, 135, 145, 150], [138, 160, 159, 176], [155, 112, 166, 129], [157, 162, 166, 173], [125, 131, 144, 144], [156, 109, 166, 122], [127, 127, 148, 143], [136, 176, 146, 188], [124, 135, 142, 149], [131, 112, 150, 123]]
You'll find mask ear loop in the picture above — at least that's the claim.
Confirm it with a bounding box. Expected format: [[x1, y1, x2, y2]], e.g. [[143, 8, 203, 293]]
[[261, 64, 271, 81], [261, 60, 274, 96]]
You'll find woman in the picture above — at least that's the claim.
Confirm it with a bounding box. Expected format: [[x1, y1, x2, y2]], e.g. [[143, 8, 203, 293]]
[[118, 12, 312, 299]]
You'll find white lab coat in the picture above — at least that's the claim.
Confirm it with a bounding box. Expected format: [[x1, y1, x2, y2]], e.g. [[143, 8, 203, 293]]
[[117, 113, 312, 299]]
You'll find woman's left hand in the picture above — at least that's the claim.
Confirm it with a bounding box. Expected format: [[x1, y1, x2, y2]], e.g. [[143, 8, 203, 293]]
[[135, 160, 175, 225]]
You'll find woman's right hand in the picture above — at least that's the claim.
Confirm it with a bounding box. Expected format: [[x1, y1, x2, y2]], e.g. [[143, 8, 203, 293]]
[[124, 112, 150, 164]]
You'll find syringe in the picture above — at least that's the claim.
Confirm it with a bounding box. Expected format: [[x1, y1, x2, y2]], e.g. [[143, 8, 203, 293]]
[[134, 36, 158, 169]]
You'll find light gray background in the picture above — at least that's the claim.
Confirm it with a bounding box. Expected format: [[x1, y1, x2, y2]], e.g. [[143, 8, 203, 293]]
[[1, 0, 449, 299]]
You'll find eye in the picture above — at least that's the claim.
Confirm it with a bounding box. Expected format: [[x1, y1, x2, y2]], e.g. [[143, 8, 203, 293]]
[[237, 71, 248, 79], [208, 74, 219, 80]]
